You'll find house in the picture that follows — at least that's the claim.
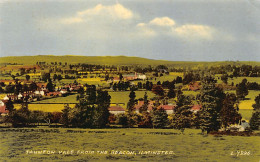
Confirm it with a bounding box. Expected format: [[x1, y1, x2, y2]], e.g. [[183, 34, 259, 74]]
[[37, 83, 47, 90], [46, 91, 61, 97], [188, 81, 201, 91], [60, 89, 68, 94], [0, 100, 8, 115], [135, 100, 176, 114], [109, 106, 125, 115], [137, 74, 147, 80], [158, 104, 176, 114], [223, 121, 250, 132], [34, 90, 45, 96], [190, 105, 202, 113], [135, 100, 155, 113], [239, 120, 250, 131], [112, 77, 120, 82]]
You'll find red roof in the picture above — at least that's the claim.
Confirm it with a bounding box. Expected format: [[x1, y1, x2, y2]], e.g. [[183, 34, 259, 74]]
[[191, 105, 202, 111], [158, 105, 176, 110], [47, 91, 61, 96], [0, 80, 15, 83], [109, 106, 125, 111], [189, 82, 201, 91], [37, 83, 47, 88], [0, 104, 8, 114]]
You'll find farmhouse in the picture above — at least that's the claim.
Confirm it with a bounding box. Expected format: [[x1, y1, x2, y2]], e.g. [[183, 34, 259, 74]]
[[0, 100, 8, 115], [135, 101, 176, 114], [108, 106, 125, 115], [190, 105, 202, 113], [188, 81, 201, 91]]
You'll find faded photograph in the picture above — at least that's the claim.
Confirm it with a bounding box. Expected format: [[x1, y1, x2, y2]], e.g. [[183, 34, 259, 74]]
[[0, 0, 259, 161]]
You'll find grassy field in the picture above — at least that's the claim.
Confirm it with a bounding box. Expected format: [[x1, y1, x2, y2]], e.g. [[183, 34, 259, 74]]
[[109, 91, 156, 107], [239, 109, 253, 121], [216, 76, 260, 85], [226, 90, 259, 110], [0, 128, 259, 162], [34, 94, 78, 104], [1, 55, 259, 67]]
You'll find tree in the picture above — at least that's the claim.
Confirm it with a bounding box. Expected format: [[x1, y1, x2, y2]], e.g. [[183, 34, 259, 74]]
[[60, 104, 71, 127], [171, 95, 193, 133], [152, 85, 164, 97], [139, 92, 148, 113], [151, 106, 168, 128], [86, 86, 96, 104], [220, 93, 241, 129], [250, 94, 260, 130], [221, 74, 228, 84], [25, 75, 30, 81], [119, 73, 123, 81], [236, 79, 248, 100], [29, 82, 38, 91], [199, 76, 226, 133], [46, 79, 54, 92], [92, 90, 111, 128], [53, 74, 58, 81], [167, 88, 176, 99], [5, 102, 30, 127], [126, 89, 137, 127], [105, 74, 109, 81]]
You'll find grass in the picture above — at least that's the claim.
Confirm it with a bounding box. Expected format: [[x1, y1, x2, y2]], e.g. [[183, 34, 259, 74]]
[[239, 109, 253, 121], [109, 91, 156, 108], [216, 77, 260, 85], [1, 55, 259, 68], [226, 90, 259, 109], [0, 128, 259, 162], [34, 94, 78, 104]]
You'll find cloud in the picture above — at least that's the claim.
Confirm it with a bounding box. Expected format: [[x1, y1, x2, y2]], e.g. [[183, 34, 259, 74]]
[[60, 3, 134, 24], [149, 17, 176, 26], [136, 17, 220, 41], [174, 24, 214, 40]]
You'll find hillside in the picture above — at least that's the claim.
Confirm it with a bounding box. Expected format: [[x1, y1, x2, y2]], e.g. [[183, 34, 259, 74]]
[[0, 55, 259, 67]]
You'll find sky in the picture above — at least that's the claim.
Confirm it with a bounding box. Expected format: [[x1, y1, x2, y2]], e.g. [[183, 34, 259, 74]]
[[0, 0, 259, 61]]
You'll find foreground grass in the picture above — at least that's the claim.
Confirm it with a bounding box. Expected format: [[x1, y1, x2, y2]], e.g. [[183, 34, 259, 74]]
[[0, 128, 259, 162]]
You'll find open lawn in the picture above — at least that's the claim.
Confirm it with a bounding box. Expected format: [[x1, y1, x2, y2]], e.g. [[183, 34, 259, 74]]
[[0, 128, 259, 162]]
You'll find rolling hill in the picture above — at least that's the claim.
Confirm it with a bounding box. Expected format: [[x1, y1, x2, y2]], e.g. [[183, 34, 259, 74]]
[[0, 55, 259, 67]]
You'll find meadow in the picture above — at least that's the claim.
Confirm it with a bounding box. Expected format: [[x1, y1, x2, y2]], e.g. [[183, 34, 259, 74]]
[[0, 128, 259, 162]]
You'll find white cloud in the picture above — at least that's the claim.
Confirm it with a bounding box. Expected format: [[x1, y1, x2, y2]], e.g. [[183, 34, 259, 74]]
[[60, 3, 134, 24], [136, 17, 218, 41], [149, 17, 175, 26], [174, 24, 214, 40]]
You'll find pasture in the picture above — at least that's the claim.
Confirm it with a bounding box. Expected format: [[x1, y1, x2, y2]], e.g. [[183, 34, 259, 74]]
[[0, 128, 259, 162]]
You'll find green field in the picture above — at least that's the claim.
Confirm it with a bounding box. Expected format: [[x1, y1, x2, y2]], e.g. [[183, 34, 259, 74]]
[[0, 128, 259, 162], [1, 55, 259, 67], [216, 76, 260, 85], [109, 91, 156, 107], [35, 94, 78, 103], [239, 109, 253, 121], [226, 90, 260, 110]]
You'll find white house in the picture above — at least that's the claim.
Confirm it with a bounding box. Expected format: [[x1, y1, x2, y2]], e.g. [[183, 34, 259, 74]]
[[137, 74, 147, 80]]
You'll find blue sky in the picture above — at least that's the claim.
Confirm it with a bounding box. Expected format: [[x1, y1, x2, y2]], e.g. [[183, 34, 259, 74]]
[[0, 0, 259, 61]]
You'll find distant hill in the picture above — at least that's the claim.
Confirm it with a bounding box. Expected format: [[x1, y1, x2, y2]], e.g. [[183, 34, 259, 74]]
[[0, 55, 259, 67]]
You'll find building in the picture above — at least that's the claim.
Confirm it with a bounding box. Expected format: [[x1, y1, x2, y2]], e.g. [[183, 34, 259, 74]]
[[0, 100, 8, 115], [109, 106, 125, 115]]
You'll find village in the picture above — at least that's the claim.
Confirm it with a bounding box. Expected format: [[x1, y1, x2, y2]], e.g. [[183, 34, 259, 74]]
[[0, 59, 258, 133]]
